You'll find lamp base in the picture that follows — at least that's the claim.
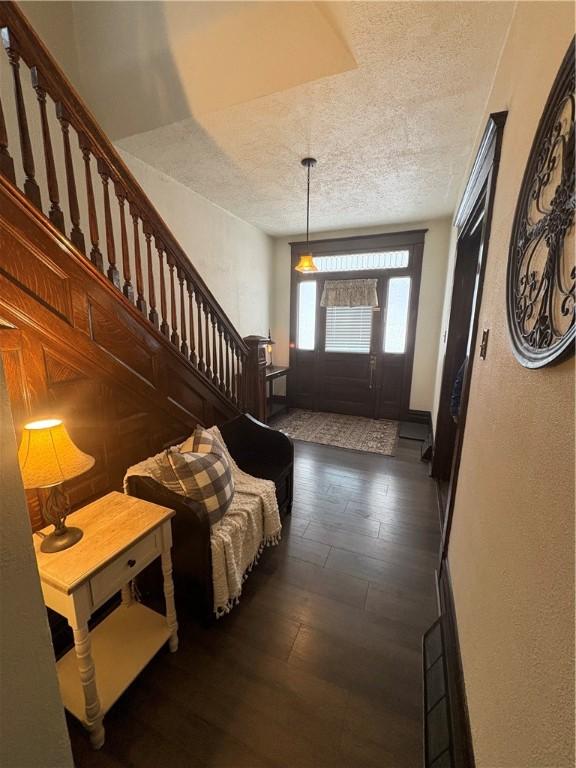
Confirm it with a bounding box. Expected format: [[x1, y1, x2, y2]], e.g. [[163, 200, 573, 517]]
[[40, 525, 83, 553]]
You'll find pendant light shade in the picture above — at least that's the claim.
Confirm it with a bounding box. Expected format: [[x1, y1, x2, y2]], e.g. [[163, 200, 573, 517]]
[[295, 157, 318, 273], [295, 253, 318, 273]]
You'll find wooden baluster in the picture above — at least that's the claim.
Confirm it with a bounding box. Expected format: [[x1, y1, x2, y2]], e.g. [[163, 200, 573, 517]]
[[97, 158, 119, 288], [167, 253, 179, 347], [224, 331, 231, 398], [114, 184, 134, 302], [78, 134, 103, 271], [129, 204, 146, 314], [204, 301, 212, 379], [230, 343, 238, 404], [237, 351, 244, 410], [196, 291, 204, 373], [218, 323, 225, 392], [211, 312, 218, 385], [0, 93, 16, 184], [242, 352, 248, 411], [143, 226, 158, 328], [155, 238, 169, 336], [178, 269, 188, 357], [31, 69, 64, 232], [187, 281, 197, 367], [57, 103, 85, 253], [2, 36, 41, 208]]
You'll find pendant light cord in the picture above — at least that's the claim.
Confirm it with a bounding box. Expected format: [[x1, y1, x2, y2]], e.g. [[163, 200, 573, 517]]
[[306, 161, 311, 247]]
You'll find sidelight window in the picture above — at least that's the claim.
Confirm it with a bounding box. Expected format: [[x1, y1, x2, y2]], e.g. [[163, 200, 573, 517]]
[[325, 306, 373, 353], [297, 281, 316, 350], [384, 277, 411, 353]]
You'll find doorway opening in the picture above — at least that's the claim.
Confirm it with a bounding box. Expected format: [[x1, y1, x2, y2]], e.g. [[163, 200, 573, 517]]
[[432, 112, 507, 559], [432, 202, 483, 515], [289, 230, 426, 422]]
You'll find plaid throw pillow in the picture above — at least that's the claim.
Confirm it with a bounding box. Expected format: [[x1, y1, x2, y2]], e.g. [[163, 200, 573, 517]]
[[180, 427, 224, 456], [168, 429, 234, 524]]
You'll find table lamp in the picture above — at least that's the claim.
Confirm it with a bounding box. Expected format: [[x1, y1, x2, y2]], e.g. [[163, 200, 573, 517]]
[[266, 329, 275, 368], [18, 418, 95, 553]]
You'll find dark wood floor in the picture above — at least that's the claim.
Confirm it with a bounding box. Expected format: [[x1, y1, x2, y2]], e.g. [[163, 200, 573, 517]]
[[69, 438, 440, 768]]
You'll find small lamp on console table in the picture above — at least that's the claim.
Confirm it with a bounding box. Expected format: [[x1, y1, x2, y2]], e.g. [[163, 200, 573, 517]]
[[266, 329, 275, 368], [18, 419, 95, 553]]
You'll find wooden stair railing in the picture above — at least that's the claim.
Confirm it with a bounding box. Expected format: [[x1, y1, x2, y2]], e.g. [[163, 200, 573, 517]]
[[0, 1, 251, 413]]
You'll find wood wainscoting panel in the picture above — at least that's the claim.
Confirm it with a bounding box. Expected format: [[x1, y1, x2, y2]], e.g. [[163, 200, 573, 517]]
[[0, 326, 43, 529], [88, 298, 157, 386], [0, 217, 73, 324], [0, 328, 32, 423], [161, 359, 210, 425], [0, 181, 239, 530]]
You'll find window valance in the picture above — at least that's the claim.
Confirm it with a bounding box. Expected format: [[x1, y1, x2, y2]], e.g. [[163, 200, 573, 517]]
[[320, 278, 379, 308]]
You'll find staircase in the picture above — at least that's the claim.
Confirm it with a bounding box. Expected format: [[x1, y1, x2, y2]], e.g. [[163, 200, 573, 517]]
[[0, 2, 263, 528]]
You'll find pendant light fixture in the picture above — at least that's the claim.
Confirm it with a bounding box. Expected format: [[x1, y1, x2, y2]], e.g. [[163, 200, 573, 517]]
[[295, 157, 318, 273]]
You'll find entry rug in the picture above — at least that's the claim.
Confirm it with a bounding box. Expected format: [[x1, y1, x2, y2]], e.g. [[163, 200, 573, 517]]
[[271, 409, 399, 457]]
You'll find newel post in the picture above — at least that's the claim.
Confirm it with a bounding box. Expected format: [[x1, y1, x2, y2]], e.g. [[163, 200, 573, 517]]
[[243, 335, 267, 422]]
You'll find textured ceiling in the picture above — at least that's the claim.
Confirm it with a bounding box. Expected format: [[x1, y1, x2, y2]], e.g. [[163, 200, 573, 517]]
[[71, 1, 515, 236]]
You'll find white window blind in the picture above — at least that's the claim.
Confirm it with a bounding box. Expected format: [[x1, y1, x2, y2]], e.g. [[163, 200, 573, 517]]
[[297, 281, 316, 350], [325, 306, 373, 353]]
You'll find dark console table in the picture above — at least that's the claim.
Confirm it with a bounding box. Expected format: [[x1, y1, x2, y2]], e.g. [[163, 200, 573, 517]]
[[265, 365, 289, 421]]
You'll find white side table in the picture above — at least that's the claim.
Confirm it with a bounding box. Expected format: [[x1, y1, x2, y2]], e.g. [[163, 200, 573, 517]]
[[33, 491, 178, 749]]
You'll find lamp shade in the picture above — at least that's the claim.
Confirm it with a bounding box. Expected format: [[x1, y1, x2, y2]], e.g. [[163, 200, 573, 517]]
[[295, 253, 318, 273], [18, 419, 95, 489]]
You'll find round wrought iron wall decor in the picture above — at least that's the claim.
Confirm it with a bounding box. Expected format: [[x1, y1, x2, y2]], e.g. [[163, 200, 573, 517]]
[[506, 38, 575, 368]]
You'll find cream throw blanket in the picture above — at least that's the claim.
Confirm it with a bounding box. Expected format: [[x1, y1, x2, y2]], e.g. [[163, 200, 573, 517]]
[[206, 427, 281, 616], [123, 426, 281, 617]]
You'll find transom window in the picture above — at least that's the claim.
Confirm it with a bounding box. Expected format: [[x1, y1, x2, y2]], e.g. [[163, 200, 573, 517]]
[[314, 251, 409, 272]]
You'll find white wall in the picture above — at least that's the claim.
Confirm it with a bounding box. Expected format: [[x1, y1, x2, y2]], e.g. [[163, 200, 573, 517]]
[[0, 359, 74, 768], [19, 2, 82, 90], [117, 149, 274, 339], [272, 219, 452, 412], [431, 223, 459, 426]]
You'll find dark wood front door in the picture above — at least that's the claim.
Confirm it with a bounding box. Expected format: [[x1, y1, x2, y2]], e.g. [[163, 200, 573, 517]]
[[316, 285, 378, 417], [318, 349, 377, 416], [289, 231, 425, 421]]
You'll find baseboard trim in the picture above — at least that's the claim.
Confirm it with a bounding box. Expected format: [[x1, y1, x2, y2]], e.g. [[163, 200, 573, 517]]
[[434, 477, 445, 530], [406, 408, 432, 425], [435, 562, 475, 767]]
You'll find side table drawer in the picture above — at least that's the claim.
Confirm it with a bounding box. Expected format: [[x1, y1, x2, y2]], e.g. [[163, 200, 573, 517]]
[[90, 531, 160, 608]]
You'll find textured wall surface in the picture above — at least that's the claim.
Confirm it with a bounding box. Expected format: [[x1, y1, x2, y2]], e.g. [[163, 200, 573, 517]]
[[446, 3, 575, 765], [118, 149, 274, 339], [272, 219, 451, 412], [0, 359, 74, 768], [18, 1, 82, 88]]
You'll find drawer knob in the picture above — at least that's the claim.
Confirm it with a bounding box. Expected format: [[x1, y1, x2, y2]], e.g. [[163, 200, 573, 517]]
[[127, 559, 136, 568]]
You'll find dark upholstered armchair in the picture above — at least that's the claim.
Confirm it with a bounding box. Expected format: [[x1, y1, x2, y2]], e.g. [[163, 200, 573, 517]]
[[125, 414, 293, 618], [219, 414, 293, 517]]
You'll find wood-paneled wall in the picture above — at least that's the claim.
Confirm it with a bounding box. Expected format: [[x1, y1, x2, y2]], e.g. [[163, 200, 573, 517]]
[[0, 178, 238, 529]]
